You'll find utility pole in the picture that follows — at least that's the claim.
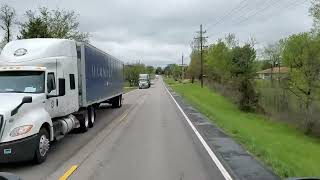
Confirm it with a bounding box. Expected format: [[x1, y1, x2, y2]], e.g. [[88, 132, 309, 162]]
[[200, 24, 204, 88], [181, 54, 184, 80], [194, 24, 207, 88]]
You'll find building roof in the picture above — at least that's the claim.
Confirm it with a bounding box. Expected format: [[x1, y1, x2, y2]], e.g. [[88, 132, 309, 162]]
[[257, 67, 289, 74]]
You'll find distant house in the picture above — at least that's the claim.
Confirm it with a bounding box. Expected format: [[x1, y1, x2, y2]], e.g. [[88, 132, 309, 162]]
[[256, 67, 289, 80]]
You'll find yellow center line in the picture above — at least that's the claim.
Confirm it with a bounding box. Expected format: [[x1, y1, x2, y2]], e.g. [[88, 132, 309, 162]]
[[57, 95, 144, 180], [57, 111, 129, 180], [59, 165, 78, 180]]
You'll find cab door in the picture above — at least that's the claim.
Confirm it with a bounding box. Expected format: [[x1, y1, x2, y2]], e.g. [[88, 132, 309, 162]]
[[45, 72, 58, 117]]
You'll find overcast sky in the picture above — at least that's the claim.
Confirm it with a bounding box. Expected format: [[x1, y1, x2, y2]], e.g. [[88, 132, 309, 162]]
[[0, 0, 313, 66]]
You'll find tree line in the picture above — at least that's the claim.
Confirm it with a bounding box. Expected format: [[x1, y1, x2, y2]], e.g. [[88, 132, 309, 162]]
[[124, 63, 158, 87], [180, 0, 320, 134], [0, 4, 89, 49], [188, 34, 258, 112]]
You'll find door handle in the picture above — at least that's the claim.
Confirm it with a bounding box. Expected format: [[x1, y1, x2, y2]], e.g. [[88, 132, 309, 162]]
[[56, 99, 59, 107]]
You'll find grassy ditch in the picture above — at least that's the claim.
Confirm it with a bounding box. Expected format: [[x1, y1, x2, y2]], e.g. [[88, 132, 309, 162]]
[[124, 86, 137, 93], [165, 78, 320, 178]]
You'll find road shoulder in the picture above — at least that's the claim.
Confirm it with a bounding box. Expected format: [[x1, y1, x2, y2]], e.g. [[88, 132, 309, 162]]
[[166, 85, 280, 180]]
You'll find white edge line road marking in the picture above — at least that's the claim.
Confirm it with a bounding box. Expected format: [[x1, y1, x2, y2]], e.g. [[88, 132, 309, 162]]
[[164, 84, 233, 180]]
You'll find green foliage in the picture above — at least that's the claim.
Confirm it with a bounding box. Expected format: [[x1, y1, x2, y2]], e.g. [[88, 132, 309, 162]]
[[155, 67, 163, 74], [205, 41, 232, 82], [146, 66, 154, 74], [172, 64, 182, 80], [282, 32, 320, 133], [163, 64, 181, 80], [188, 33, 259, 111], [187, 51, 201, 82], [259, 60, 272, 70], [19, 17, 52, 39], [231, 44, 258, 111], [124, 63, 147, 87], [166, 81, 320, 178], [18, 8, 89, 42], [124, 63, 156, 87], [230, 44, 256, 77]]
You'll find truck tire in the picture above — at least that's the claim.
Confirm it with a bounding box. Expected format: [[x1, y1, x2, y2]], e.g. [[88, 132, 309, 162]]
[[112, 95, 122, 108], [88, 106, 96, 128], [93, 103, 100, 109], [33, 128, 50, 164], [79, 112, 89, 133]]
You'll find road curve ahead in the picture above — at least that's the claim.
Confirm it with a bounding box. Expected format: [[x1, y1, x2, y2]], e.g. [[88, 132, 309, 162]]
[[70, 78, 226, 180]]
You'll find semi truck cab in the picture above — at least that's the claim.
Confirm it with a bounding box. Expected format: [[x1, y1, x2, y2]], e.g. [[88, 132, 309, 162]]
[[0, 66, 63, 163], [0, 38, 124, 163]]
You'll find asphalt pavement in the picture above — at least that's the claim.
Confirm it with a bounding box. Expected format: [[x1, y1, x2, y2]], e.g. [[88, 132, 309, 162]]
[[0, 78, 226, 180]]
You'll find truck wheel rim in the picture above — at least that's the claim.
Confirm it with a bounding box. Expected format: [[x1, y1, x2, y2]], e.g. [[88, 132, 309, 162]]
[[85, 115, 89, 127], [39, 135, 50, 157], [91, 109, 95, 123]]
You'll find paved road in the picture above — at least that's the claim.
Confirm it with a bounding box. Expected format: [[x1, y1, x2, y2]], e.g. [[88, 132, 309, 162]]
[[0, 78, 225, 180]]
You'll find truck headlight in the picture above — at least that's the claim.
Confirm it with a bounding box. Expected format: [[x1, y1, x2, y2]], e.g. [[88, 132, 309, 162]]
[[10, 125, 33, 137]]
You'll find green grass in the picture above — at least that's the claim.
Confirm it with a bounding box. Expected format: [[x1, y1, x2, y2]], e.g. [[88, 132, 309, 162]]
[[164, 78, 320, 178], [124, 86, 137, 93]]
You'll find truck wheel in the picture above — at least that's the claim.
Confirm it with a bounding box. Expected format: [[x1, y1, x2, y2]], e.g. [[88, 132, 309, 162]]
[[118, 95, 122, 107], [34, 128, 50, 164], [93, 103, 100, 109], [88, 106, 96, 128], [79, 112, 89, 132], [112, 95, 122, 108]]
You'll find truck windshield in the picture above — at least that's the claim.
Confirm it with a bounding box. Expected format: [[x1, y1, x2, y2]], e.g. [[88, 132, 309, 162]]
[[0, 71, 45, 93], [139, 78, 148, 82]]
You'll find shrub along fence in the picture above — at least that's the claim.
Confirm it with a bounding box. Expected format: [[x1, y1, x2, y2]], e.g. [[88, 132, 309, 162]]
[[204, 78, 320, 136], [256, 80, 320, 136]]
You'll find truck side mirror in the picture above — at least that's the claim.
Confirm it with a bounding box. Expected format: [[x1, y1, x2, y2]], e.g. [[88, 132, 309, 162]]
[[11, 96, 32, 116], [58, 78, 66, 96], [22, 96, 32, 104]]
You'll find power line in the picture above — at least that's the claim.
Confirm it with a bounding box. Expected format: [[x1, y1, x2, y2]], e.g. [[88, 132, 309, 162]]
[[207, 0, 274, 40], [232, 0, 277, 24], [207, 0, 251, 30], [206, 0, 308, 42], [235, 0, 306, 25]]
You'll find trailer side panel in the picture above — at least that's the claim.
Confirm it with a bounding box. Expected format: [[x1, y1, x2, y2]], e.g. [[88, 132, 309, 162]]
[[81, 44, 123, 107]]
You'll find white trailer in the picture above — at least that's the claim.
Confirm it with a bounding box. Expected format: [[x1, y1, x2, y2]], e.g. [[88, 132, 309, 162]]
[[0, 38, 124, 163]]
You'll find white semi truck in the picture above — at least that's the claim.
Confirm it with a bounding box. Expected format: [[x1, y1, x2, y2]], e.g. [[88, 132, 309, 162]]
[[0, 38, 123, 163]]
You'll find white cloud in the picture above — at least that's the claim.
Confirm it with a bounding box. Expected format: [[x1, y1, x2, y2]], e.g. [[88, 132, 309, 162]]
[[0, 0, 313, 66]]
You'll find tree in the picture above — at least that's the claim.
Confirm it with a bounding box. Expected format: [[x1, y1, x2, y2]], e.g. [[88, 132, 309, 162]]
[[225, 33, 238, 48], [263, 42, 283, 82], [260, 60, 272, 70], [282, 32, 320, 134], [205, 40, 232, 83], [187, 51, 201, 83], [146, 66, 154, 74], [0, 4, 16, 47], [172, 64, 182, 80], [155, 67, 163, 74], [310, 0, 320, 34], [18, 8, 89, 42], [163, 64, 176, 76], [124, 63, 146, 87], [19, 16, 52, 38], [231, 44, 258, 112], [187, 33, 205, 83]]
